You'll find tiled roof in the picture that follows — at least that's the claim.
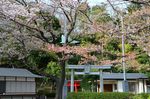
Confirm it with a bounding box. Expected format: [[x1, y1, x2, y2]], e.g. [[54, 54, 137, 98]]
[[75, 72, 148, 80], [0, 68, 42, 78], [103, 73, 148, 80]]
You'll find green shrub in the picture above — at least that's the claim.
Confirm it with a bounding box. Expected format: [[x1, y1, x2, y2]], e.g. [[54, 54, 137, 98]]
[[37, 88, 56, 98], [46, 93, 56, 97], [148, 95, 150, 99], [118, 43, 133, 53], [103, 52, 117, 60], [67, 92, 133, 99], [105, 39, 120, 52], [132, 93, 150, 99], [80, 76, 98, 92], [136, 53, 150, 64]]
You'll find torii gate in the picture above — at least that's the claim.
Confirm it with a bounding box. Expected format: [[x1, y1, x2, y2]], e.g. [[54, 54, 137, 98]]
[[66, 64, 112, 92]]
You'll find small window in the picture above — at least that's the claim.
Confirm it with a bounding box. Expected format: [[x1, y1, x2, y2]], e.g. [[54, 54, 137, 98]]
[[147, 86, 150, 93], [128, 82, 137, 93], [0, 81, 6, 94], [147, 81, 150, 93], [114, 84, 117, 90]]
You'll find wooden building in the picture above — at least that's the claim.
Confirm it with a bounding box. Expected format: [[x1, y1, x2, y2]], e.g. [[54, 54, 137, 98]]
[[66, 64, 149, 93], [67, 72, 149, 93], [0, 68, 42, 99]]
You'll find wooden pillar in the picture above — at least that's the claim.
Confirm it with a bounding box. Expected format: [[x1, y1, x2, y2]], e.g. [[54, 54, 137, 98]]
[[139, 80, 144, 93], [71, 69, 74, 92], [63, 80, 68, 99], [144, 80, 147, 93], [75, 83, 78, 93], [99, 69, 103, 92]]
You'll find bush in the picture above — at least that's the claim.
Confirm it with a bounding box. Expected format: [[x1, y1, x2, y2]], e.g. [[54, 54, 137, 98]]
[[105, 39, 120, 52], [37, 88, 56, 98], [132, 93, 150, 99], [67, 92, 133, 99], [118, 43, 133, 53], [136, 53, 150, 64]]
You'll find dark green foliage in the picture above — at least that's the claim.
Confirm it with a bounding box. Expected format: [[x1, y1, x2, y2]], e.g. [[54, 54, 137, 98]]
[[27, 50, 58, 68], [37, 88, 56, 98], [45, 61, 61, 76], [67, 92, 133, 99], [103, 52, 117, 60], [36, 11, 61, 32], [113, 18, 121, 25], [136, 53, 150, 64], [92, 4, 112, 23], [127, 3, 142, 14], [105, 39, 133, 53], [80, 75, 98, 92], [51, 16, 61, 30], [68, 55, 82, 64], [91, 5, 112, 23], [145, 73, 150, 79], [67, 93, 150, 99], [132, 93, 150, 99], [79, 35, 94, 45], [80, 78, 91, 92], [41, 15, 61, 31], [92, 5, 106, 14], [111, 66, 123, 72], [134, 47, 143, 53], [1, 56, 25, 67], [105, 39, 120, 52], [96, 14, 112, 23], [11, 57, 25, 67], [79, 33, 101, 45]]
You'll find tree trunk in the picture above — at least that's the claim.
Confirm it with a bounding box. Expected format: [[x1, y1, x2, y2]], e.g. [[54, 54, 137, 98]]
[[55, 61, 66, 99]]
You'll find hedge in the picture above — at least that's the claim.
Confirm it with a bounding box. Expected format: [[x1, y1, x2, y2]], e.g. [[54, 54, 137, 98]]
[[132, 93, 150, 99], [37, 88, 55, 98], [67, 92, 133, 99]]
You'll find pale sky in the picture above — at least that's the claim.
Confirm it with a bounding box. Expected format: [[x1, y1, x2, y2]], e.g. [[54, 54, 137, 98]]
[[44, 0, 129, 14]]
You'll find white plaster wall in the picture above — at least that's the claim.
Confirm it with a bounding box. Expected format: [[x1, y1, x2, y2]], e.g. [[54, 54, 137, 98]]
[[117, 81, 123, 92], [144, 80, 147, 93], [113, 84, 118, 92], [139, 80, 144, 93], [136, 82, 139, 93], [6, 81, 36, 93]]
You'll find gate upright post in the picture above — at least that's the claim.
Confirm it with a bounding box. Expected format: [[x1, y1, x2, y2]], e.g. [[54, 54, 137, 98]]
[[99, 69, 103, 92], [71, 69, 74, 92]]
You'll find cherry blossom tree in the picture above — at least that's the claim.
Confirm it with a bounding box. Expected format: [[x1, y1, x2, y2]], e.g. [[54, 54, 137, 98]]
[[0, 0, 98, 99], [0, 0, 150, 98]]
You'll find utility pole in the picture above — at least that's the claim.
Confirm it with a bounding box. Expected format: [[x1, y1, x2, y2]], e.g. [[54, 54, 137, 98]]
[[62, 13, 68, 99], [121, 15, 128, 92]]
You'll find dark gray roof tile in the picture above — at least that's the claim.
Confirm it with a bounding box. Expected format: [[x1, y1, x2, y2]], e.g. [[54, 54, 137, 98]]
[[0, 68, 42, 78], [75, 72, 148, 79], [103, 73, 148, 80]]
